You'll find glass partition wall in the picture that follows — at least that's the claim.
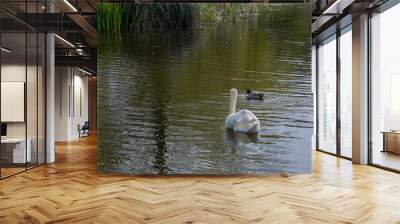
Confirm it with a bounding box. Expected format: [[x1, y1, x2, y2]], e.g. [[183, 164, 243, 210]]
[[370, 3, 400, 171], [317, 35, 337, 154], [316, 25, 352, 159], [339, 26, 352, 158], [315, 1, 400, 171], [0, 4, 46, 179]]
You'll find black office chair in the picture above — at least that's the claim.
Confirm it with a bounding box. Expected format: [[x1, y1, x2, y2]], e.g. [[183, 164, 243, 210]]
[[79, 121, 90, 138]]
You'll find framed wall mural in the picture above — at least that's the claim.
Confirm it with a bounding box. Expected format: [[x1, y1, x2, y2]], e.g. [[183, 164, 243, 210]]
[[97, 3, 312, 174]]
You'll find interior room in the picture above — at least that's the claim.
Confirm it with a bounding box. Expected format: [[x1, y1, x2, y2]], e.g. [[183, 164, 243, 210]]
[[370, 2, 400, 170], [0, 0, 96, 179], [0, 0, 400, 223], [54, 66, 91, 141]]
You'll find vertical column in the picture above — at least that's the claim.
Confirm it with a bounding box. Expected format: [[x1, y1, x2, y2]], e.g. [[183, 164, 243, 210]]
[[352, 14, 369, 164], [46, 0, 55, 163], [312, 45, 317, 150], [336, 30, 341, 156]]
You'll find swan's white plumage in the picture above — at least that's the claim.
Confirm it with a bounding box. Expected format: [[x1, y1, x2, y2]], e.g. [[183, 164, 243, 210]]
[[224, 89, 260, 134]]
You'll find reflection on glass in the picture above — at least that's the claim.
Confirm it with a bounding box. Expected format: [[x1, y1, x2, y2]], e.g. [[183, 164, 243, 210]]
[[371, 3, 400, 171], [340, 27, 352, 158], [0, 0, 46, 178], [1, 32, 27, 177], [318, 35, 337, 154]]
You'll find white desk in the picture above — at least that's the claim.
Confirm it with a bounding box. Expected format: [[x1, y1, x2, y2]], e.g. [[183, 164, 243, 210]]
[[1, 138, 31, 163]]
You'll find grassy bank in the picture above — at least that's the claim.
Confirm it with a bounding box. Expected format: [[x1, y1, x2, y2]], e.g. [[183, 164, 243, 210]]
[[97, 3, 264, 33]]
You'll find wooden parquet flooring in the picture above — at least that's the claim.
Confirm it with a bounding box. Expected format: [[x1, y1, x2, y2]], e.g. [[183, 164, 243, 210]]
[[1, 135, 400, 223]]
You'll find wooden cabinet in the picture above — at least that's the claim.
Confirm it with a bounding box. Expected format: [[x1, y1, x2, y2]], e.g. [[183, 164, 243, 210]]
[[382, 132, 400, 154]]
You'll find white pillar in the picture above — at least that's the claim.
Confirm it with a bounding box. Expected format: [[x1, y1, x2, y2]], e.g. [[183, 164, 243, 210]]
[[46, 1, 55, 163], [352, 14, 369, 164], [46, 33, 55, 163]]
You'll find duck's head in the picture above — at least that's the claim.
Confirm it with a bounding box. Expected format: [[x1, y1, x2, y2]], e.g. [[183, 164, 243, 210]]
[[246, 89, 252, 94]]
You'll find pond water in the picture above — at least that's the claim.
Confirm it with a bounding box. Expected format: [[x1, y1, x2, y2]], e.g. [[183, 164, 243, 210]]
[[97, 5, 313, 174]]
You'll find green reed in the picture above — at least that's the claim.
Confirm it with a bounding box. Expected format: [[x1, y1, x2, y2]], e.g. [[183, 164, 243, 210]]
[[98, 3, 266, 33], [98, 4, 195, 33]]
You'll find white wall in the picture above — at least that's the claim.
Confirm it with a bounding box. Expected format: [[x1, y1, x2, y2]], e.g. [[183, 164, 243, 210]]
[[1, 64, 42, 138], [55, 66, 70, 141], [1, 65, 25, 82], [55, 67, 89, 141], [72, 72, 89, 138], [1, 65, 26, 139]]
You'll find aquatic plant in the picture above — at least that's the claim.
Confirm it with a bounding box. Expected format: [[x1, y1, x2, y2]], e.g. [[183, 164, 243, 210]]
[[98, 3, 195, 32], [97, 3, 267, 33], [194, 3, 260, 27]]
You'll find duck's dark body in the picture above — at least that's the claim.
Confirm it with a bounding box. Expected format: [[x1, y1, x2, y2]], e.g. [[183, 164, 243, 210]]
[[245, 89, 264, 100]]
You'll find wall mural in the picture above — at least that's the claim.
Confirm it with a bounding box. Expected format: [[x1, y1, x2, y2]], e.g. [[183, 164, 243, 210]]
[[97, 3, 312, 174]]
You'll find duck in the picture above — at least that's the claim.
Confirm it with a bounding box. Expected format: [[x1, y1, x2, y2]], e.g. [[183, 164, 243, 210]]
[[224, 88, 260, 134], [245, 89, 264, 100]]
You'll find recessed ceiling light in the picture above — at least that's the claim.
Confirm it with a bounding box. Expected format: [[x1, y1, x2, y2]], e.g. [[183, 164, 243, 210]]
[[322, 0, 354, 15], [54, 34, 75, 48], [78, 67, 93, 76], [1, 47, 11, 53], [63, 0, 78, 12]]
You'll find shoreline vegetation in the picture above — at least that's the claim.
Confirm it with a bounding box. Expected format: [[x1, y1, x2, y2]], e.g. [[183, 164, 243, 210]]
[[97, 3, 269, 33]]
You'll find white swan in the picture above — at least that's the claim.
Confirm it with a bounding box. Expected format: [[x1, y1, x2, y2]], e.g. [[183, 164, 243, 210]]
[[224, 88, 260, 134]]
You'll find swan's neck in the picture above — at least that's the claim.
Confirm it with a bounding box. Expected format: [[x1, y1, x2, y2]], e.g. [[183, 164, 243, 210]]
[[229, 88, 238, 114]]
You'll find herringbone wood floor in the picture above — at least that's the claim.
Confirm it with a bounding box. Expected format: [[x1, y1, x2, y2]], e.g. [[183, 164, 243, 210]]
[[1, 135, 400, 224]]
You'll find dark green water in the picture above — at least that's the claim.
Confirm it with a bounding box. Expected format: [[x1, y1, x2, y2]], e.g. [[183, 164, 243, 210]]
[[98, 5, 312, 174]]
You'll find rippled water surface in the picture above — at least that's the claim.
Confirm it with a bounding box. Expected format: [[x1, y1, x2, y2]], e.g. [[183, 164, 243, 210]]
[[98, 6, 312, 174]]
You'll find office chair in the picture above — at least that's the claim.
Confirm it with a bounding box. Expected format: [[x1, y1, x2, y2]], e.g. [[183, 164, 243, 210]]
[[79, 121, 90, 138]]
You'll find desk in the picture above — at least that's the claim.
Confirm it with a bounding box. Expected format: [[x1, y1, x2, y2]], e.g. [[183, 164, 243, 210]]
[[1, 138, 31, 163], [382, 131, 400, 154]]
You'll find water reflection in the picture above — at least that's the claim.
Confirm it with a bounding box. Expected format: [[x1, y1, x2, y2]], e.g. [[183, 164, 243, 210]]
[[98, 5, 312, 174], [152, 107, 168, 174], [225, 129, 259, 147]]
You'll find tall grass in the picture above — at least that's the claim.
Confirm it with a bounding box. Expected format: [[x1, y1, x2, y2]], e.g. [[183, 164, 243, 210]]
[[98, 4, 195, 33], [98, 3, 265, 33], [194, 4, 260, 27]]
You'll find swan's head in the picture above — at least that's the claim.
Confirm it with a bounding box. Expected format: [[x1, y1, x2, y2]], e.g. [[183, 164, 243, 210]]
[[230, 88, 238, 98], [229, 88, 238, 114]]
